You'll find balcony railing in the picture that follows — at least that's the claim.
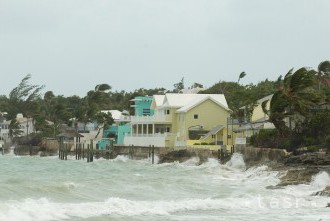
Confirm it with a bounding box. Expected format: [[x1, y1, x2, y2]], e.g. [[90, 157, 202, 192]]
[[129, 115, 171, 123]]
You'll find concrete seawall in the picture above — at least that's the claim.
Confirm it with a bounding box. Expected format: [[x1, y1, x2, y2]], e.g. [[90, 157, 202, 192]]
[[13, 143, 289, 167], [237, 145, 288, 167]]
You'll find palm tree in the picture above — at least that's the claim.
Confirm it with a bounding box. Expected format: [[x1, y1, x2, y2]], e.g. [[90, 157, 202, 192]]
[[263, 67, 319, 135], [237, 72, 246, 84]]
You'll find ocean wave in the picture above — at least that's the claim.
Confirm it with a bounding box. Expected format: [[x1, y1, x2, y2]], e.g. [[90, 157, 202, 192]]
[[0, 195, 328, 221]]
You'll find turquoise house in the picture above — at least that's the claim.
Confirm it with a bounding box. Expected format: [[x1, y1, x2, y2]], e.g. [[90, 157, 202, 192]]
[[103, 124, 131, 145], [130, 96, 154, 116], [102, 97, 154, 144]]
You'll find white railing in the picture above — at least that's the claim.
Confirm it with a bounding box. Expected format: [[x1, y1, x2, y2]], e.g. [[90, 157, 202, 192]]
[[129, 115, 170, 123], [125, 132, 175, 137]]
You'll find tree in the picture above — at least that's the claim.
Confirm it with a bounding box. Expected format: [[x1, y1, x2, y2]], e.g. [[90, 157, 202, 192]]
[[263, 67, 319, 135], [173, 77, 185, 93], [93, 112, 114, 138], [7, 74, 44, 120], [317, 60, 330, 90], [237, 71, 246, 84], [191, 82, 204, 88], [8, 119, 23, 139]]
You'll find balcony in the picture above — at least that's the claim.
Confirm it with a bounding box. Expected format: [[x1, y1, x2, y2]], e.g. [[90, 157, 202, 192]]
[[129, 115, 171, 124]]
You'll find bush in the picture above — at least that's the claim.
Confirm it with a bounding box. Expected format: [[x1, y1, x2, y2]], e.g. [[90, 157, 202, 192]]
[[325, 135, 330, 149]]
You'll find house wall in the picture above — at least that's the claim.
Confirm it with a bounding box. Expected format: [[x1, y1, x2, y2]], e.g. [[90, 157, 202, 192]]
[[252, 100, 270, 122], [178, 100, 231, 144]]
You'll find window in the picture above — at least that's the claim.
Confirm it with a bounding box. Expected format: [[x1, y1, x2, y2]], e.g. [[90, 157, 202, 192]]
[[166, 127, 170, 133], [194, 114, 198, 119], [166, 109, 170, 115], [212, 135, 216, 139]]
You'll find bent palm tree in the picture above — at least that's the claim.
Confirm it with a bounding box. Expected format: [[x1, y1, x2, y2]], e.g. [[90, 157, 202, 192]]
[[263, 67, 319, 135]]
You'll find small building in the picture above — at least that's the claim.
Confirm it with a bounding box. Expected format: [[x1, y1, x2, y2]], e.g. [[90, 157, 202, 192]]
[[102, 110, 131, 145], [130, 96, 154, 116], [235, 95, 275, 144]]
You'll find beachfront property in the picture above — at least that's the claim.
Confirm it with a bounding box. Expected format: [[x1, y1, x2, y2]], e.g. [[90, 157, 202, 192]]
[[102, 110, 131, 145], [130, 96, 154, 116], [123, 93, 233, 148], [235, 95, 275, 144]]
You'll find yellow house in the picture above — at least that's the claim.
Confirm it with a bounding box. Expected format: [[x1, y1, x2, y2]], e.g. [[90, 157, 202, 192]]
[[124, 94, 233, 148], [236, 95, 275, 143]]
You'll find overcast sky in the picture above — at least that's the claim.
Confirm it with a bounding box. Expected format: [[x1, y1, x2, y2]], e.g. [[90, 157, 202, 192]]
[[1, 0, 329, 97]]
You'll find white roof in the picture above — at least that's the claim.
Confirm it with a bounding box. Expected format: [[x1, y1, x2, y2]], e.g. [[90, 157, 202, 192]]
[[160, 93, 228, 108], [176, 96, 231, 113], [153, 95, 166, 107], [101, 110, 122, 120]]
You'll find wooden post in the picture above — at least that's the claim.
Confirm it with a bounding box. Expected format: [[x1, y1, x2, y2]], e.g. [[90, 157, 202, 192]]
[[65, 143, 68, 160], [90, 140, 94, 162], [218, 149, 221, 162], [82, 143, 85, 160], [148, 145, 151, 158], [220, 148, 224, 164], [86, 144, 90, 163], [152, 145, 155, 164], [58, 140, 61, 159]]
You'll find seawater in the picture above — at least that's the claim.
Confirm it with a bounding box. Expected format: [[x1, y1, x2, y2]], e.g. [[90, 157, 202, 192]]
[[0, 153, 329, 221]]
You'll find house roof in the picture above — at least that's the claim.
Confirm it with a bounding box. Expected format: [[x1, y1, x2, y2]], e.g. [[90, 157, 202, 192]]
[[153, 95, 165, 107], [159, 93, 229, 109], [201, 125, 225, 140], [176, 96, 231, 113], [239, 94, 273, 110], [101, 110, 122, 121]]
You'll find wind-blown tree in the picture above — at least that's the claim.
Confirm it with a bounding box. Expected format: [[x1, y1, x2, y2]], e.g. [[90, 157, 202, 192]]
[[237, 71, 246, 84], [93, 112, 114, 138], [76, 84, 114, 132], [8, 119, 23, 139], [7, 74, 45, 120], [262, 67, 320, 136]]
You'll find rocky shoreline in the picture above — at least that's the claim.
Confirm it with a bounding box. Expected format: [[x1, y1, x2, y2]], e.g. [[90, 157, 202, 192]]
[[266, 152, 330, 200]]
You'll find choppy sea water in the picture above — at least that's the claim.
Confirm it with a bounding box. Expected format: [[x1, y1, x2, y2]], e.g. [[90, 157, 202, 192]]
[[0, 152, 329, 221]]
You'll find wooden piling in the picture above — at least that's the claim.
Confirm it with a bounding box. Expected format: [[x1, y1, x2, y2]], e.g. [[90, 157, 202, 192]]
[[152, 145, 155, 164], [220, 148, 224, 164], [90, 140, 94, 162], [65, 143, 68, 160], [82, 143, 85, 160], [148, 145, 151, 158]]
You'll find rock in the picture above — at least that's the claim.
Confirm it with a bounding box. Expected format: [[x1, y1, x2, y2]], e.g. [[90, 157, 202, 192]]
[[313, 186, 330, 197], [281, 153, 330, 166], [278, 168, 320, 186], [158, 149, 196, 164]]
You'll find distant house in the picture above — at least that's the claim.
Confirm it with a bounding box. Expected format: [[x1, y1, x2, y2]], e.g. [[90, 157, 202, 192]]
[[236, 95, 275, 144], [124, 93, 233, 148], [0, 113, 10, 147], [130, 96, 154, 116], [102, 110, 131, 145]]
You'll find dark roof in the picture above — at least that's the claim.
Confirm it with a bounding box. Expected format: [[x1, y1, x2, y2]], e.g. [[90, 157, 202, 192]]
[[57, 129, 84, 138]]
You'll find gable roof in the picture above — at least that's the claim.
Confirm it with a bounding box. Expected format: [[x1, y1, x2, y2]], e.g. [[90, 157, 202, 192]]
[[159, 93, 229, 109], [153, 95, 166, 107], [176, 96, 231, 113], [200, 125, 225, 140]]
